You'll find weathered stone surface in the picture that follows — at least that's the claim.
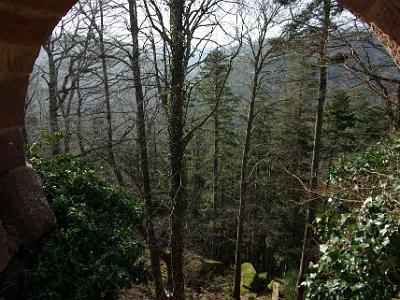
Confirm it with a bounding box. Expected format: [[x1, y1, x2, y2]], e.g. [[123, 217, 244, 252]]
[[0, 165, 56, 273], [0, 1, 77, 46], [0, 76, 28, 127], [0, 220, 11, 273], [0, 44, 40, 74], [0, 128, 25, 175]]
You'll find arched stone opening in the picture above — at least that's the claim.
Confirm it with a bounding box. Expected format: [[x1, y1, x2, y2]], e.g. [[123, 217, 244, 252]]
[[0, 0, 77, 274], [0, 0, 399, 277]]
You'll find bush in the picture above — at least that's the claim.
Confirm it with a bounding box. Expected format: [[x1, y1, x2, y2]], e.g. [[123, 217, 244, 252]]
[[304, 137, 400, 300], [251, 272, 269, 293], [304, 196, 400, 300], [24, 153, 149, 299], [282, 269, 298, 300]]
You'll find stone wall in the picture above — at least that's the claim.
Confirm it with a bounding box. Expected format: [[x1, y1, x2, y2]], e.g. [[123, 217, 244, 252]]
[[0, 0, 77, 274]]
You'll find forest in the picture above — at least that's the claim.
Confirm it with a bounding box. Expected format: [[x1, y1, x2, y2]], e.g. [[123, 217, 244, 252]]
[[9, 0, 400, 299]]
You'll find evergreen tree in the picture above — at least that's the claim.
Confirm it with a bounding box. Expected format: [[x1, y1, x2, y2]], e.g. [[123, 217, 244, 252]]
[[324, 90, 356, 155], [188, 49, 240, 261]]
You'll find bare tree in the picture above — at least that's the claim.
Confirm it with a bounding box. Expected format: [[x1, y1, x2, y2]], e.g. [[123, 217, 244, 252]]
[[337, 23, 400, 130], [127, 0, 167, 298]]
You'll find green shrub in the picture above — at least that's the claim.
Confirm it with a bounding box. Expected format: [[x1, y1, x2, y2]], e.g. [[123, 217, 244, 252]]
[[251, 272, 269, 293], [304, 137, 400, 300], [304, 196, 400, 300], [24, 153, 149, 299], [282, 269, 298, 300]]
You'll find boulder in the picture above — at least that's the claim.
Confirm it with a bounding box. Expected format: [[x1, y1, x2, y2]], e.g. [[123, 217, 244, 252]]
[[240, 262, 257, 293]]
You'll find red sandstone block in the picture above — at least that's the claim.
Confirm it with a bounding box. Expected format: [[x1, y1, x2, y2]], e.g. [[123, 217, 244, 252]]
[[0, 0, 78, 15], [0, 165, 56, 273], [0, 12, 58, 46], [0, 45, 39, 74], [0, 127, 25, 174], [0, 75, 29, 128]]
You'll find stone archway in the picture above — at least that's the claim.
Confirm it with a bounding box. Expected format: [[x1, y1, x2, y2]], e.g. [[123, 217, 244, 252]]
[[0, 0, 77, 274], [0, 0, 399, 277]]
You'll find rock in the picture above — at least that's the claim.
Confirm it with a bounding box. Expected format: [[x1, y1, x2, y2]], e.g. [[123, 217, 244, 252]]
[[272, 281, 280, 300], [0, 220, 11, 272], [240, 262, 257, 293], [268, 280, 274, 291], [0, 165, 56, 273]]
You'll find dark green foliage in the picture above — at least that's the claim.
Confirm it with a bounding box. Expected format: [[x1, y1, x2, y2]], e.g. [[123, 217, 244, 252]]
[[304, 137, 400, 299], [25, 152, 149, 300], [186, 48, 241, 264], [305, 196, 400, 300], [324, 90, 390, 156], [282, 269, 299, 300], [201, 259, 225, 276], [324, 90, 356, 154], [250, 273, 270, 293]]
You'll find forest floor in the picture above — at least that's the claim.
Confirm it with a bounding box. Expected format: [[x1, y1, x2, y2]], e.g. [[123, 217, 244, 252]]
[[119, 285, 273, 300], [118, 252, 275, 299]]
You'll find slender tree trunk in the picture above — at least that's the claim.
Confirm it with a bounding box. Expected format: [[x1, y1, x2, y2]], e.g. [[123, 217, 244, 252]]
[[233, 70, 259, 300], [128, 1, 167, 299], [160, 249, 173, 289], [44, 42, 61, 155], [99, 0, 124, 185], [64, 118, 71, 152], [296, 2, 330, 299], [169, 1, 186, 299], [63, 82, 75, 153], [211, 101, 220, 260], [395, 84, 400, 130], [21, 120, 28, 145], [150, 33, 169, 112], [76, 78, 85, 154], [22, 100, 29, 145]]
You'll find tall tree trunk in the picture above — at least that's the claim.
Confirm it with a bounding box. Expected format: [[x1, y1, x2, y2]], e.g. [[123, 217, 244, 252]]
[[233, 70, 259, 300], [211, 100, 220, 260], [169, 1, 186, 299], [99, 0, 124, 185], [296, 2, 330, 299], [76, 78, 85, 154], [395, 84, 400, 130], [63, 81, 75, 153], [128, 1, 167, 299], [22, 98, 30, 145], [44, 41, 61, 155]]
